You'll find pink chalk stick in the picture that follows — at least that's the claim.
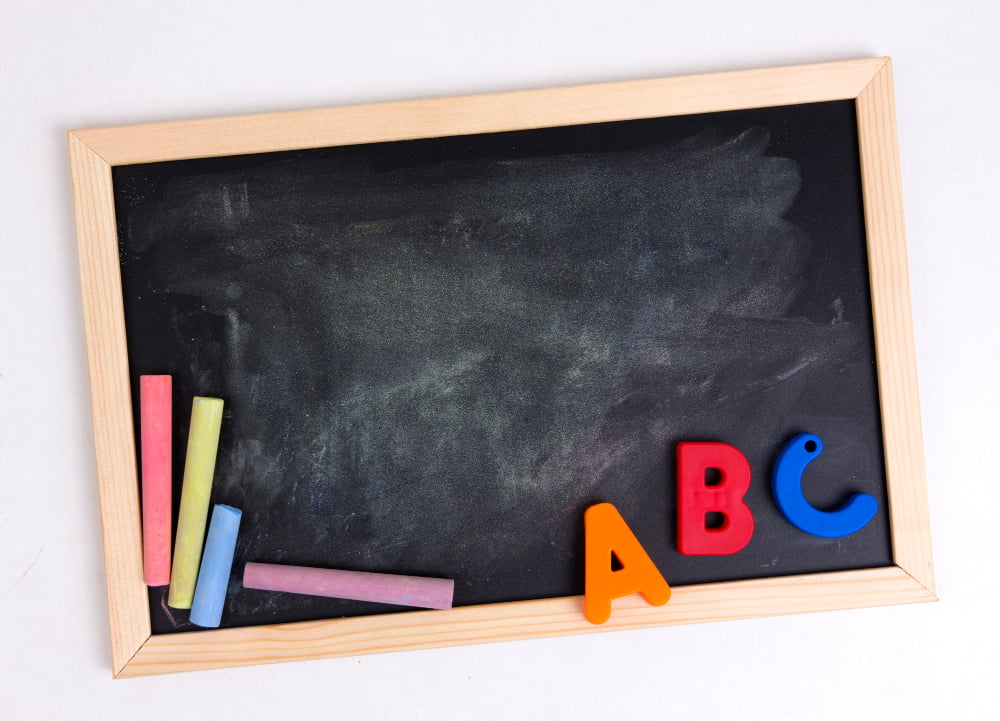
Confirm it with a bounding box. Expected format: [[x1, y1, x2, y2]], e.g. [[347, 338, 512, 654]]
[[243, 562, 454, 610], [140, 375, 172, 586]]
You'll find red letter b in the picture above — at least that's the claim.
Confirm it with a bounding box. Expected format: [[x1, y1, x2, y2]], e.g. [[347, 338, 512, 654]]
[[677, 442, 754, 555]]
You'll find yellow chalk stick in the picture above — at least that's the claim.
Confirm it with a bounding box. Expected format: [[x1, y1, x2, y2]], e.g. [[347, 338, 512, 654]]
[[167, 396, 224, 609]]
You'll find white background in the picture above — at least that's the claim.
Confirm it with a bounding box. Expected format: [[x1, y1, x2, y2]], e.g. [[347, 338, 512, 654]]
[[2, 1, 997, 718]]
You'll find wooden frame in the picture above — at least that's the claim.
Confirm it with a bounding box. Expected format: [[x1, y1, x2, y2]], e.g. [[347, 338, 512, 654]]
[[68, 57, 934, 678]]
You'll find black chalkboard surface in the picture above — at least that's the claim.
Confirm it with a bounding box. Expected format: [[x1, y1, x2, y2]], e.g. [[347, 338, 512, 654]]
[[113, 99, 893, 634]]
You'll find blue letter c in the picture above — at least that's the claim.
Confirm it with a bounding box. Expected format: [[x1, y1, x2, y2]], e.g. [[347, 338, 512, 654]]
[[772, 433, 878, 538]]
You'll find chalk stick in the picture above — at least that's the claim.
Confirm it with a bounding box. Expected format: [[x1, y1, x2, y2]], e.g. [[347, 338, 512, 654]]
[[243, 562, 454, 610], [190, 504, 242, 628], [140, 375, 172, 586], [167, 396, 224, 609]]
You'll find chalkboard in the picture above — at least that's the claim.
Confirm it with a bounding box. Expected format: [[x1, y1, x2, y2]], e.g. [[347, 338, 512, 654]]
[[70, 58, 934, 677]]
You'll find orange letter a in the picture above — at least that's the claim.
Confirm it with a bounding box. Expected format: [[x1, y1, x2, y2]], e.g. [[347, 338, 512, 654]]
[[584, 502, 671, 624]]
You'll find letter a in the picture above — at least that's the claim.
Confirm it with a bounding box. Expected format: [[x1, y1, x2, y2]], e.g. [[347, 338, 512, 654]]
[[676, 442, 754, 555], [584, 502, 671, 625]]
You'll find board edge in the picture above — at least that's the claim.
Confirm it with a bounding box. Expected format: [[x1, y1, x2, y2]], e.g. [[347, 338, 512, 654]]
[[854, 59, 936, 596], [118, 566, 934, 678], [72, 57, 888, 165], [68, 131, 152, 677]]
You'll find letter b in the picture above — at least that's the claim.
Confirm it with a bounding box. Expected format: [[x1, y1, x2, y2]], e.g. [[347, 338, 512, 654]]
[[676, 442, 754, 555]]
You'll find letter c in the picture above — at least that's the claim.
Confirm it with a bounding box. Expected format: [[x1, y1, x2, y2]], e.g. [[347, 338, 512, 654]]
[[772, 433, 878, 538]]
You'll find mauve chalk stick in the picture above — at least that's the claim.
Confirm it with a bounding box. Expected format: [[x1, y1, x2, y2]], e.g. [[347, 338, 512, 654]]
[[243, 562, 454, 610], [140, 375, 172, 586]]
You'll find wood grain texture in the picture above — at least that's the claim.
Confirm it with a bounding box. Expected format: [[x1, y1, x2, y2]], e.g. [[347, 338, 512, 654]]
[[121, 567, 933, 677], [68, 133, 151, 675], [855, 60, 936, 593], [68, 57, 935, 678], [72, 58, 887, 165]]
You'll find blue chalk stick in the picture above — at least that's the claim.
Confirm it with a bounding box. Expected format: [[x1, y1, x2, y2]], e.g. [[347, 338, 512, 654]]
[[190, 504, 242, 628]]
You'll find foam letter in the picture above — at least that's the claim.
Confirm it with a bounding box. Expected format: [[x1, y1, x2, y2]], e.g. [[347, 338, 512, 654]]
[[676, 442, 754, 555], [772, 433, 878, 538], [584, 502, 671, 625]]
